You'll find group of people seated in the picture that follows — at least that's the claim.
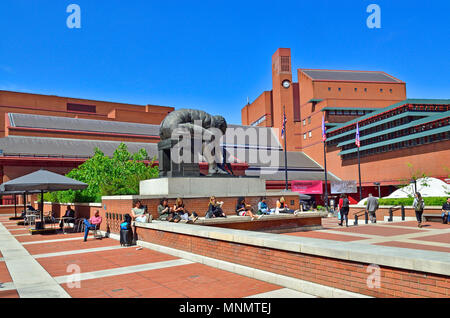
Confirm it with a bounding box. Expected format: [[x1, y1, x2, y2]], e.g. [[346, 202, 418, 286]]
[[256, 197, 294, 215], [156, 198, 199, 223], [151, 196, 295, 222]]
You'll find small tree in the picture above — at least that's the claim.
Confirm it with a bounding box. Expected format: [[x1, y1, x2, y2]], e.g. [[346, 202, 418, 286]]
[[396, 163, 431, 197], [44, 144, 158, 203]]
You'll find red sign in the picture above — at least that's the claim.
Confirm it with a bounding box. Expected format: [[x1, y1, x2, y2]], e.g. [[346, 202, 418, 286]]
[[291, 180, 323, 194]]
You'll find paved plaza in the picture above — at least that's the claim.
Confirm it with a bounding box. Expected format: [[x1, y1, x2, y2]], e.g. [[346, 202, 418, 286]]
[[0, 214, 448, 298]]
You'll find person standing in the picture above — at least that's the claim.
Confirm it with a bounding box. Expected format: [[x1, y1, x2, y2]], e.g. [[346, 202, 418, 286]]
[[338, 194, 350, 227], [441, 197, 450, 224], [366, 193, 379, 224], [413, 192, 425, 228]]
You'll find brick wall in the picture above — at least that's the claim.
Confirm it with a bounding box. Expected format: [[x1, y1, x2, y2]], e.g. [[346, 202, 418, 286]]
[[102, 195, 299, 224], [134, 227, 449, 298]]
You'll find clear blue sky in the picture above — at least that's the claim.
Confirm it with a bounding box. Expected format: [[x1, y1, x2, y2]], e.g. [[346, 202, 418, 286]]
[[0, 0, 448, 124]]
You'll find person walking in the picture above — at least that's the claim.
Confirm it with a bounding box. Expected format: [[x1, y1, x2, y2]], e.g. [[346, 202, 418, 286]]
[[441, 197, 450, 224], [366, 193, 379, 223], [338, 194, 350, 227], [413, 192, 425, 228]]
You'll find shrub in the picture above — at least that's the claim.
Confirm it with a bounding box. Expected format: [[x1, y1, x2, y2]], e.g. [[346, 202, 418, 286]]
[[378, 197, 447, 206], [45, 144, 158, 203]]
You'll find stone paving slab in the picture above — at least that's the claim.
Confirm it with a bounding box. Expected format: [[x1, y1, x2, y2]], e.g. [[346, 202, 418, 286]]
[[375, 241, 450, 253], [24, 238, 118, 255], [38, 247, 180, 277], [60, 262, 283, 299]]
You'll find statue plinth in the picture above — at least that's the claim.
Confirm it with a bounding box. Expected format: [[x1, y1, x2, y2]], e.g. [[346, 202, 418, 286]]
[[158, 138, 201, 178]]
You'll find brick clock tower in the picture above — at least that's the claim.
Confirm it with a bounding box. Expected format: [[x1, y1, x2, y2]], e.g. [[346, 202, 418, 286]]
[[271, 48, 301, 151]]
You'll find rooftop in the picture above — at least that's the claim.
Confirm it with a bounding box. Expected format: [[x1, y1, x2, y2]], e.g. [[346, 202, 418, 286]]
[[300, 69, 403, 83]]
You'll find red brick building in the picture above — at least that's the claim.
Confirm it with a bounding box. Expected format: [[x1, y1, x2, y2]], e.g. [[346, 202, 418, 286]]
[[242, 48, 450, 200]]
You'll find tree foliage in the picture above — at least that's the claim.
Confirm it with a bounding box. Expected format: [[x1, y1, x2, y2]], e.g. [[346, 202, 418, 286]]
[[44, 144, 158, 203]]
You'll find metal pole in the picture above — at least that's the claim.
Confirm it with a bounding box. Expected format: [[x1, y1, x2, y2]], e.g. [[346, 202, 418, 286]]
[[283, 106, 289, 191], [323, 140, 329, 211], [14, 194, 17, 218], [358, 147, 362, 201]]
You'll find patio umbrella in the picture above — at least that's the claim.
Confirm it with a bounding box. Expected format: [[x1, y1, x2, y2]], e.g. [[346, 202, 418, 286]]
[[0, 169, 88, 229], [0, 190, 42, 218]]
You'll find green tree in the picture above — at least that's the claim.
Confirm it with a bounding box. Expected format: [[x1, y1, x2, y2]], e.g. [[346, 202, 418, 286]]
[[44, 144, 158, 203]]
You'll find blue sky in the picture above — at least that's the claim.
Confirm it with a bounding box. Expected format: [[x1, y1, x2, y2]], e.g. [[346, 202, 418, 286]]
[[0, 0, 448, 124]]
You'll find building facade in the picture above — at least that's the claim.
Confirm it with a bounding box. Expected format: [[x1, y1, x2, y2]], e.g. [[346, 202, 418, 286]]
[[242, 48, 450, 200]]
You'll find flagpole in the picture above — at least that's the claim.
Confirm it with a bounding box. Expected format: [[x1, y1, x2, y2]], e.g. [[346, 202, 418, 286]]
[[358, 146, 362, 202], [322, 115, 329, 211], [323, 140, 329, 211], [283, 106, 289, 191], [356, 122, 363, 201]]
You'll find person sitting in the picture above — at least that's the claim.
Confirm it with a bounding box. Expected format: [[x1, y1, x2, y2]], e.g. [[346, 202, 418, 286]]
[[21, 202, 37, 219], [275, 197, 292, 214], [157, 198, 174, 221], [257, 197, 270, 215], [173, 198, 198, 223], [441, 197, 450, 224], [60, 205, 76, 229], [83, 210, 103, 242], [131, 200, 151, 223], [206, 196, 226, 218], [235, 197, 260, 220]]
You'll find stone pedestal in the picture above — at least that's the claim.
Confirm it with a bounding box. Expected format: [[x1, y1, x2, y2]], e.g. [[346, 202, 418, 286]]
[[140, 177, 266, 197], [158, 138, 201, 177]]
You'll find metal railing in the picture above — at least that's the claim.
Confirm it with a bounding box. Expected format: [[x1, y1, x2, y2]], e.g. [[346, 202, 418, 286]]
[[388, 205, 405, 222], [353, 209, 368, 226]]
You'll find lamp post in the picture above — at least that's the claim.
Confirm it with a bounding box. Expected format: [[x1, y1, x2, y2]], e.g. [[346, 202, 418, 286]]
[[374, 182, 381, 198], [410, 179, 417, 194]]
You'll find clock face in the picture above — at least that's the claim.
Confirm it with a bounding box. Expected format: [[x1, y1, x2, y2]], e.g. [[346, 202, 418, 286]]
[[282, 80, 291, 88]]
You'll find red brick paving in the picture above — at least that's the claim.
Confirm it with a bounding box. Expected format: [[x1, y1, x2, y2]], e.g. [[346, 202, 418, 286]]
[[0, 290, 19, 298], [24, 238, 119, 255], [384, 221, 450, 229], [62, 263, 282, 298], [16, 232, 86, 243], [284, 231, 368, 242], [0, 261, 12, 283], [333, 224, 425, 236], [38, 247, 179, 277], [375, 241, 450, 253], [417, 233, 450, 244]]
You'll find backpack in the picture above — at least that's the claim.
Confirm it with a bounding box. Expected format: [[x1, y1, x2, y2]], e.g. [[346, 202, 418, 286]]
[[415, 199, 424, 211]]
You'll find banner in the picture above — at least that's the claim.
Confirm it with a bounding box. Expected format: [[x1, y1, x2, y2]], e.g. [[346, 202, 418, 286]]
[[291, 180, 323, 194], [331, 180, 357, 194]]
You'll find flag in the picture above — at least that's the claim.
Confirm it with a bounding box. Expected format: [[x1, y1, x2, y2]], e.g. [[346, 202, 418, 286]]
[[322, 115, 327, 142], [281, 111, 287, 139], [355, 122, 361, 148]]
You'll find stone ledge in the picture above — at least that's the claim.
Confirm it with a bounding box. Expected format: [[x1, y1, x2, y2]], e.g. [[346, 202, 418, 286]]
[[134, 220, 450, 276]]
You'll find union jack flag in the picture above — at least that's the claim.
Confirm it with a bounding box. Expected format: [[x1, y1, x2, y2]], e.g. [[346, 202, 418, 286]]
[[355, 122, 361, 148], [281, 111, 287, 140], [322, 115, 327, 142]]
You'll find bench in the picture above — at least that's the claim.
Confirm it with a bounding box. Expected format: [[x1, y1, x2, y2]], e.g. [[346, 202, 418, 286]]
[[423, 214, 443, 223]]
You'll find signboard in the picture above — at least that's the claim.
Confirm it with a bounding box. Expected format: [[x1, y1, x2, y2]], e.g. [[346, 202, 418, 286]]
[[291, 180, 323, 194], [331, 180, 357, 194]]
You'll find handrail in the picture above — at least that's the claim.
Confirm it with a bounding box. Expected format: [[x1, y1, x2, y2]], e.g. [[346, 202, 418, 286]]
[[353, 208, 368, 226], [388, 205, 405, 222]]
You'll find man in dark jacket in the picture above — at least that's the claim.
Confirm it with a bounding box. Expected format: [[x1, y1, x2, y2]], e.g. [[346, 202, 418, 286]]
[[366, 193, 379, 223]]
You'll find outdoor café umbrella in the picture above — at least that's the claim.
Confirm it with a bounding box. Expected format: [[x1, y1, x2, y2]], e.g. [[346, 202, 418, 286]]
[[0, 169, 88, 229], [0, 190, 42, 218]]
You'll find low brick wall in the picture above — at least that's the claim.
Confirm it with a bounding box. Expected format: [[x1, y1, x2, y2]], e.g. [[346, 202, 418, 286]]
[[101, 194, 300, 225], [42, 202, 102, 219], [131, 223, 449, 298], [0, 205, 18, 215]]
